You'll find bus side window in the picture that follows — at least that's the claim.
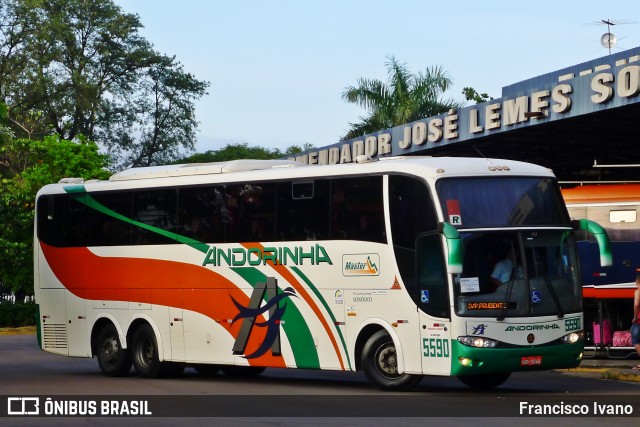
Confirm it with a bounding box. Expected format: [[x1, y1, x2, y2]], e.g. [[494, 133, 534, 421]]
[[330, 176, 385, 243], [178, 185, 227, 243], [37, 195, 66, 247], [89, 192, 133, 246], [64, 195, 90, 247], [276, 180, 330, 241], [232, 183, 276, 242], [133, 188, 177, 245]]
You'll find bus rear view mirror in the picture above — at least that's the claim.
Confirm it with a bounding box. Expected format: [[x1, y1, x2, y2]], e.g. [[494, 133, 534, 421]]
[[572, 219, 613, 267], [439, 222, 463, 274]]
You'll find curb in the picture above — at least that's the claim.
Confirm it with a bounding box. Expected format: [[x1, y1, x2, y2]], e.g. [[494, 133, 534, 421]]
[[601, 370, 640, 382], [558, 366, 640, 382], [0, 326, 36, 335]]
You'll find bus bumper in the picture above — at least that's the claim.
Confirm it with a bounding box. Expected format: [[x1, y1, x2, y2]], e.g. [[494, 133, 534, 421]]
[[450, 340, 583, 376]]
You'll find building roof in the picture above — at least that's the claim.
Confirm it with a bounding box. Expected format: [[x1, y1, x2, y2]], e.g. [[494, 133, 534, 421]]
[[293, 46, 640, 184]]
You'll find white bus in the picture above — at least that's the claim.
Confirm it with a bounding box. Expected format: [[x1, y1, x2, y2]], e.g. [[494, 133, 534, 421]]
[[34, 156, 611, 390]]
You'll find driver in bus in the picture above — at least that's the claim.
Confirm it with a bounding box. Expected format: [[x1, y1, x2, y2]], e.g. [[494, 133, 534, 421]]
[[490, 246, 524, 287]]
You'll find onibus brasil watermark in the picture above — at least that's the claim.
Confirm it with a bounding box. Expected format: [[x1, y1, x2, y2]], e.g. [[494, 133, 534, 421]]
[[7, 397, 151, 416]]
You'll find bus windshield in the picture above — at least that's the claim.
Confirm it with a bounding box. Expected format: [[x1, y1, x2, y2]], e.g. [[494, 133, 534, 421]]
[[454, 230, 582, 318], [437, 177, 570, 228]]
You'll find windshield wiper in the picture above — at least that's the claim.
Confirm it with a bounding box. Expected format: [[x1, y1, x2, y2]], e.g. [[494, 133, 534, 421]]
[[543, 275, 564, 319], [497, 274, 516, 321]]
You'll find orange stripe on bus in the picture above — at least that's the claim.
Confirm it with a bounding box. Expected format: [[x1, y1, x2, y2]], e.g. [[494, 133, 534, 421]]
[[40, 242, 286, 368]]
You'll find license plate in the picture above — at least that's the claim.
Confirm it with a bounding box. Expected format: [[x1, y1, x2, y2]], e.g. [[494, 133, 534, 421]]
[[521, 355, 542, 366]]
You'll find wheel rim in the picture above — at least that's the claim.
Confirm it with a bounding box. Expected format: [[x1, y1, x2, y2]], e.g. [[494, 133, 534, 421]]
[[100, 335, 119, 365], [375, 343, 399, 378], [135, 337, 154, 369]]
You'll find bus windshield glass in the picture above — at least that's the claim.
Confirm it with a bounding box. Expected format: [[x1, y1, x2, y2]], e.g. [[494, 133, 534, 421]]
[[453, 230, 582, 318], [437, 177, 570, 228]]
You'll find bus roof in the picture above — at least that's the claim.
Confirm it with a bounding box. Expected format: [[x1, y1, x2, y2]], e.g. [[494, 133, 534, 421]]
[[109, 159, 303, 181], [39, 156, 555, 195], [561, 183, 640, 204]]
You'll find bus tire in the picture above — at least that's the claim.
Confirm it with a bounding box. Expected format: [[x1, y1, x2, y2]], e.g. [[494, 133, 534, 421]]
[[457, 372, 511, 389], [131, 324, 182, 378], [96, 324, 131, 377], [361, 330, 422, 390], [131, 324, 161, 378]]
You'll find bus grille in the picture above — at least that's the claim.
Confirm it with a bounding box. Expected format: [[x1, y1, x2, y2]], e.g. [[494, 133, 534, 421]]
[[43, 324, 68, 350]]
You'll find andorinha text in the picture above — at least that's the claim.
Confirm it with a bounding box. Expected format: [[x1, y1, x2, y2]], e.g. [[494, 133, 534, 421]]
[[505, 324, 560, 332], [202, 244, 333, 267]]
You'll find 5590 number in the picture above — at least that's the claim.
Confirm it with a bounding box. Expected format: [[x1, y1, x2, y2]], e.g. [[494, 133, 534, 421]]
[[422, 338, 450, 358]]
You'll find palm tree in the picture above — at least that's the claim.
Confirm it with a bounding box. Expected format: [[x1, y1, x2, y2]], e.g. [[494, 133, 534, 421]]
[[341, 56, 460, 139]]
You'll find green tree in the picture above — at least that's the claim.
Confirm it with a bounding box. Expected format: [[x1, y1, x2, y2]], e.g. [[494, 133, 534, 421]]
[[0, 134, 110, 295], [0, 0, 209, 169], [0, 102, 12, 149], [179, 143, 310, 163], [99, 56, 209, 169], [341, 56, 460, 139], [462, 87, 493, 104]]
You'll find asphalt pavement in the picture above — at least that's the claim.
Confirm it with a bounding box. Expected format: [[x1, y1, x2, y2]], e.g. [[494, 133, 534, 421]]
[[2, 327, 639, 382]]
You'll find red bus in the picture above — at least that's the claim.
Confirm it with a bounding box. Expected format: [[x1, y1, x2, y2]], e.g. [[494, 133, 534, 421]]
[[562, 183, 640, 357]]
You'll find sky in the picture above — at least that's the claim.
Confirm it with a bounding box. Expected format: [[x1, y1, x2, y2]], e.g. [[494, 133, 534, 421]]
[[114, 0, 640, 154]]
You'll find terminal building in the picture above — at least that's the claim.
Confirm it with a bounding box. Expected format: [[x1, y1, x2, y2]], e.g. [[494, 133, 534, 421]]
[[291, 47, 640, 355], [291, 46, 640, 183]]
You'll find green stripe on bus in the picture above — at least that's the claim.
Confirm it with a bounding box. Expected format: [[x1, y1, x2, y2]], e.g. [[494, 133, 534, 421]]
[[291, 266, 352, 370], [63, 184, 87, 193], [231, 267, 320, 369], [63, 186, 209, 253]]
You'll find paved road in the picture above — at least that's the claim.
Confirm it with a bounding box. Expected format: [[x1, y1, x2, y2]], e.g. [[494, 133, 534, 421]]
[[1, 334, 639, 426]]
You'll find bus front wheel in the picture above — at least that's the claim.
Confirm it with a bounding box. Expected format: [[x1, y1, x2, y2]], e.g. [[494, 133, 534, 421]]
[[457, 372, 511, 389], [131, 324, 184, 378], [361, 330, 422, 390], [96, 324, 131, 377]]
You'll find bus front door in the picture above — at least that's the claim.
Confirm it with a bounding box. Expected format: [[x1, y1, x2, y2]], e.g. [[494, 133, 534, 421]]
[[417, 233, 453, 375]]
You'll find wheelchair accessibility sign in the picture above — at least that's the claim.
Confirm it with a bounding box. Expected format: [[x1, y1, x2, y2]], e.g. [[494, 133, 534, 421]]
[[531, 290, 541, 304], [421, 290, 429, 304]]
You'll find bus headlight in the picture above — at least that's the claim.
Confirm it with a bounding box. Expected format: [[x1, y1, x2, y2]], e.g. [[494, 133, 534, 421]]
[[561, 331, 583, 344], [457, 336, 498, 348]]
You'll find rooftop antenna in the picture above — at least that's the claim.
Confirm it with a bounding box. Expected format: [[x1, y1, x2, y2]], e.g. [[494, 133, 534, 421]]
[[601, 19, 616, 54], [586, 19, 636, 54], [471, 145, 487, 159]]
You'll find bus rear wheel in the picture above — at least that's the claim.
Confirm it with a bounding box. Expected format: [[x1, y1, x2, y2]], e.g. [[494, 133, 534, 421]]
[[96, 324, 131, 377], [131, 324, 184, 378], [457, 372, 511, 389], [361, 330, 422, 390]]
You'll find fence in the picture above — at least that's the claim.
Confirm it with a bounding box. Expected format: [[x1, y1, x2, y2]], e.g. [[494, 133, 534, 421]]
[[0, 291, 34, 304]]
